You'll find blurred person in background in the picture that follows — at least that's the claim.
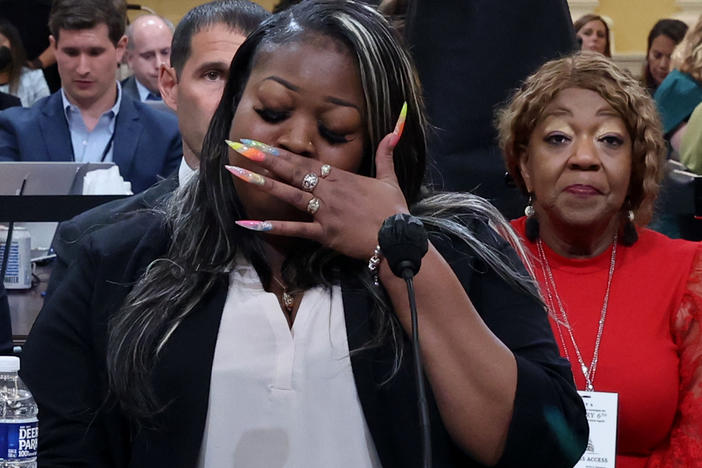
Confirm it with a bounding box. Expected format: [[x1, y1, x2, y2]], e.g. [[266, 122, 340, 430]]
[[0, 19, 50, 106], [122, 14, 174, 102], [0, 0, 59, 91], [650, 17, 702, 239], [642, 19, 688, 94], [574, 13, 611, 57], [655, 15, 702, 155]]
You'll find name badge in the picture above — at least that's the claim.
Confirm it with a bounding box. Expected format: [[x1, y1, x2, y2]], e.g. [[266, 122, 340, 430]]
[[575, 391, 618, 468]]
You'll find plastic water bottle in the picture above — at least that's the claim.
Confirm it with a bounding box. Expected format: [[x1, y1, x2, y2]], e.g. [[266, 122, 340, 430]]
[[0, 357, 37, 468]]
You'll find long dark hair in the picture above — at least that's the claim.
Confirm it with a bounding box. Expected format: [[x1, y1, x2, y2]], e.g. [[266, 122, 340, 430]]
[[0, 21, 26, 94], [107, 0, 535, 422], [642, 18, 688, 92]]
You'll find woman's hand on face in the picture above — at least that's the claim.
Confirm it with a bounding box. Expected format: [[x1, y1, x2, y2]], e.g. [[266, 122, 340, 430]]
[[226, 111, 410, 261]]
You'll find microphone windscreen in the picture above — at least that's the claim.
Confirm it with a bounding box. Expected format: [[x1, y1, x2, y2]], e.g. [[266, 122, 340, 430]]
[[378, 213, 428, 277]]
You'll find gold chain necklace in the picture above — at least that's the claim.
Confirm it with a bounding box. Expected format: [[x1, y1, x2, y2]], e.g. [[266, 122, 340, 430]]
[[272, 276, 295, 314], [536, 235, 617, 392]]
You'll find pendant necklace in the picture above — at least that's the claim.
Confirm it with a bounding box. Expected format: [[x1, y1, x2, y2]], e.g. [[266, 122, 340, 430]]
[[272, 276, 295, 314], [536, 234, 617, 392]]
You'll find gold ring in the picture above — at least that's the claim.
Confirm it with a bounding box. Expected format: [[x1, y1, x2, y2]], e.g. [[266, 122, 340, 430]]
[[320, 164, 331, 178], [307, 197, 320, 215]]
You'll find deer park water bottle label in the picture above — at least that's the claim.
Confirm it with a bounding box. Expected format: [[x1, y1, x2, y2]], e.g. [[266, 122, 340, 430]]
[[0, 419, 38, 459]]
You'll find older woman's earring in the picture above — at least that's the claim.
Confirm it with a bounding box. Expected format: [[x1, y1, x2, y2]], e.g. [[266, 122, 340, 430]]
[[524, 201, 535, 218], [622, 204, 638, 246], [525, 196, 539, 241]]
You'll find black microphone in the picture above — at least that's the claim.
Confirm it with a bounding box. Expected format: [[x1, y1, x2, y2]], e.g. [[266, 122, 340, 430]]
[[377, 213, 428, 278], [377, 213, 432, 468]]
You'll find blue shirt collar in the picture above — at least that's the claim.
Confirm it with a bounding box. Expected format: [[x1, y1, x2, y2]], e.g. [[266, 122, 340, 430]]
[[135, 77, 153, 102], [61, 81, 122, 123]]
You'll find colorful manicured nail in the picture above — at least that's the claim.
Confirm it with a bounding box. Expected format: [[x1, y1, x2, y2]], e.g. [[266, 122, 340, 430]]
[[235, 220, 273, 231], [393, 101, 407, 139], [225, 165, 265, 185], [225, 139, 266, 162], [239, 139, 280, 156]]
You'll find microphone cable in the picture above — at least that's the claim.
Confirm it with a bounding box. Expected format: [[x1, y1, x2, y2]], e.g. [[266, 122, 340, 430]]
[[378, 213, 431, 468]]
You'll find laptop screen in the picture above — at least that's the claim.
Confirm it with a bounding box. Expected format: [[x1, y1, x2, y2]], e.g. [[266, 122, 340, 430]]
[[0, 161, 115, 195]]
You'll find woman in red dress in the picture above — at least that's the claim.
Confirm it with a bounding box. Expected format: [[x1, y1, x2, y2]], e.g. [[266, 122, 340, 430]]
[[498, 52, 702, 467]]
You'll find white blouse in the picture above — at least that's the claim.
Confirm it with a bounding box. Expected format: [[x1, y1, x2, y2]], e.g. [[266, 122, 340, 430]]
[[197, 262, 382, 468], [0, 67, 50, 107]]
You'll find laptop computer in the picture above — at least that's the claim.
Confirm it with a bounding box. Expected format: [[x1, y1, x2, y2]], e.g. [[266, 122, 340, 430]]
[[0, 161, 115, 195], [0, 162, 116, 255]]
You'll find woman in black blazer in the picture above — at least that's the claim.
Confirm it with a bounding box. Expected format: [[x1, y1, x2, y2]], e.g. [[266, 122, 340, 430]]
[[21, 1, 588, 467]]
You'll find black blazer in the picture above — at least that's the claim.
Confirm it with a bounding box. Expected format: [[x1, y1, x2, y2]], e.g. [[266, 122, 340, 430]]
[[21, 212, 587, 467], [0, 283, 13, 355]]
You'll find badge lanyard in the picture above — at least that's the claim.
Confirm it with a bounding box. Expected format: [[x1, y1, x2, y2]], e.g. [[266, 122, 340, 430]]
[[536, 237, 619, 468], [70, 131, 115, 163]]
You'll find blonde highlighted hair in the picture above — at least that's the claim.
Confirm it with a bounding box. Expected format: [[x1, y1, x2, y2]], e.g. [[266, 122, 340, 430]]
[[496, 52, 666, 225]]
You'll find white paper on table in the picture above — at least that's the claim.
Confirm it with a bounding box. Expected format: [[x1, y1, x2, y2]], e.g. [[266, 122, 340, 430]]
[[82, 166, 132, 195]]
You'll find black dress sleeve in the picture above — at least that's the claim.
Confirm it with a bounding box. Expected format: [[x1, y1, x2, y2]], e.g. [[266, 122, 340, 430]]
[[0, 283, 13, 355], [20, 213, 168, 467], [433, 218, 588, 467], [20, 237, 121, 467]]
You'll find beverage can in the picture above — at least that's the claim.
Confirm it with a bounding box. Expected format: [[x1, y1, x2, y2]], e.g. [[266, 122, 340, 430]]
[[0, 227, 32, 290]]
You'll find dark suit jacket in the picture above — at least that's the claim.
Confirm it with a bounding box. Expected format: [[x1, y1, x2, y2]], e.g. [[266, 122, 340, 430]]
[[0, 90, 182, 193], [44, 173, 180, 300], [21, 211, 587, 467], [406, 0, 576, 218], [120, 75, 141, 102], [0, 91, 20, 110], [0, 283, 13, 355]]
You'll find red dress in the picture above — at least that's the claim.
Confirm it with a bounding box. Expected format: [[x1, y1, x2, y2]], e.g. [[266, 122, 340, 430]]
[[512, 217, 702, 468]]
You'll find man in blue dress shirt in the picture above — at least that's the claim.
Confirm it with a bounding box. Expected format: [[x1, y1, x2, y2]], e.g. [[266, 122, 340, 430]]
[[44, 0, 271, 300], [0, 0, 181, 194]]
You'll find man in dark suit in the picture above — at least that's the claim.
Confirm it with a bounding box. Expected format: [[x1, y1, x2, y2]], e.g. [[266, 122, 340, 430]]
[[121, 15, 174, 102], [0, 0, 182, 194], [404, 0, 577, 219], [45, 0, 271, 299], [119, 75, 141, 102]]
